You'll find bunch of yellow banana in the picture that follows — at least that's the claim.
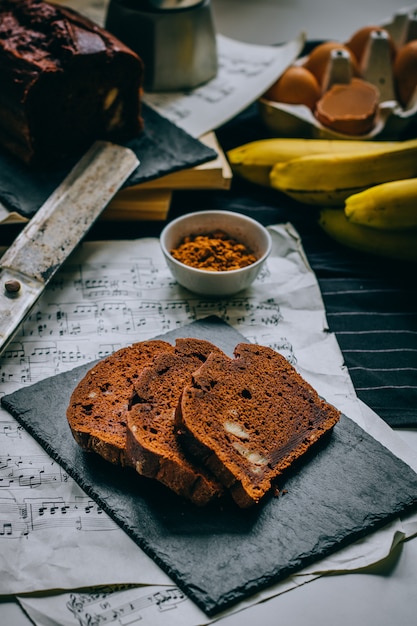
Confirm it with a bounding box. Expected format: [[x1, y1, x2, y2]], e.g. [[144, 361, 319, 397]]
[[227, 137, 417, 262], [227, 137, 417, 207]]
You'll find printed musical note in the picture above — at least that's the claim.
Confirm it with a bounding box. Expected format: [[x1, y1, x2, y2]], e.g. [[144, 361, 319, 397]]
[[1, 522, 12, 536], [0, 422, 23, 439]]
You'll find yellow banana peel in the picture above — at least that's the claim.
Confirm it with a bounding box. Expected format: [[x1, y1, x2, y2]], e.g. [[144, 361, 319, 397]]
[[344, 178, 417, 230], [319, 208, 417, 262]]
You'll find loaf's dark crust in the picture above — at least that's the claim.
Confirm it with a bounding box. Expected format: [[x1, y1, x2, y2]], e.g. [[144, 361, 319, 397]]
[[176, 343, 341, 508], [126, 338, 225, 506], [0, 0, 143, 165], [66, 340, 172, 466]]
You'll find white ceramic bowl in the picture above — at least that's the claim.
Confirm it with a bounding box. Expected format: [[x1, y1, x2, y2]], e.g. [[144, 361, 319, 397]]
[[160, 211, 272, 296]]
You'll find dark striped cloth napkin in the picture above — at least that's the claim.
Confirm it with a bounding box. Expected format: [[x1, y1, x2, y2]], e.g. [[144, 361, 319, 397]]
[[282, 204, 417, 429], [319, 276, 417, 428]]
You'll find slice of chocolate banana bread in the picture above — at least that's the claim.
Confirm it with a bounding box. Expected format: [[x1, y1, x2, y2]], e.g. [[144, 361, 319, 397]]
[[126, 338, 225, 506], [0, 0, 143, 165], [67, 340, 172, 466], [175, 343, 341, 508]]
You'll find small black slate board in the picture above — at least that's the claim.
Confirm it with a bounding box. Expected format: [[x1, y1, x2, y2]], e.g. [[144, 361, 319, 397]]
[[0, 103, 216, 218], [2, 316, 417, 616]]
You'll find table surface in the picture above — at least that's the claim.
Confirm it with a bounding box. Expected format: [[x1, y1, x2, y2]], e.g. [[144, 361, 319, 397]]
[[2, 1, 417, 624]]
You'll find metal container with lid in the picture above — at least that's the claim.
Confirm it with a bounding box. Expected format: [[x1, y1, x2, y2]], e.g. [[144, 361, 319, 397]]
[[105, 0, 218, 91]]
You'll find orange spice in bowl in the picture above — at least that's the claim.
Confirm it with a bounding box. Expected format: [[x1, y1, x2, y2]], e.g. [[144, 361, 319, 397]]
[[160, 210, 272, 297], [170, 230, 257, 272]]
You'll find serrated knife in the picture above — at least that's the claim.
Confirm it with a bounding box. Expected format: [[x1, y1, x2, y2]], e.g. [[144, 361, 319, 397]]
[[0, 141, 139, 357]]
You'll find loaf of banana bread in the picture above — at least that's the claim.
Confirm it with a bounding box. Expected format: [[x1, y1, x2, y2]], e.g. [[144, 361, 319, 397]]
[[0, 0, 143, 165]]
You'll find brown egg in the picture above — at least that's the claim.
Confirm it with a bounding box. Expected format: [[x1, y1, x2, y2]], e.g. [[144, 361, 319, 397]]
[[304, 41, 360, 86], [315, 78, 379, 135], [393, 40, 417, 107], [263, 65, 321, 111], [346, 26, 397, 64]]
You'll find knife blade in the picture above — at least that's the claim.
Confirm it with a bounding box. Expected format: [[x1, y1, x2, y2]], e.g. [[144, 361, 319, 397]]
[[0, 140, 139, 357]]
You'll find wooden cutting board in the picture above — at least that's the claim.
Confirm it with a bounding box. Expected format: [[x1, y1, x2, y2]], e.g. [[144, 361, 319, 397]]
[[2, 316, 417, 616]]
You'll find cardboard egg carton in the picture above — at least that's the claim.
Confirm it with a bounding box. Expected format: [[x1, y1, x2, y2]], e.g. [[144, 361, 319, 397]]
[[259, 6, 417, 140]]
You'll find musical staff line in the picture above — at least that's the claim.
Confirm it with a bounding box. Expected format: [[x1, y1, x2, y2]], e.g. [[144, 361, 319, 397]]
[[0, 495, 118, 539]]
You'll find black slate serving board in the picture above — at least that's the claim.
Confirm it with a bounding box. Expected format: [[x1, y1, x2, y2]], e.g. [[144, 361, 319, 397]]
[[2, 316, 417, 616], [0, 103, 216, 218]]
